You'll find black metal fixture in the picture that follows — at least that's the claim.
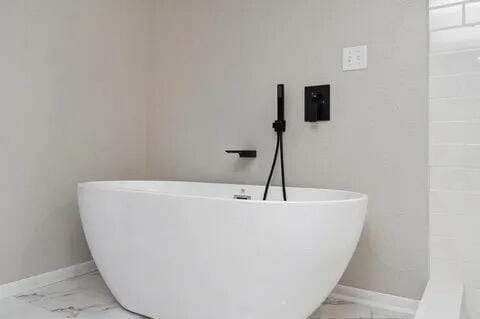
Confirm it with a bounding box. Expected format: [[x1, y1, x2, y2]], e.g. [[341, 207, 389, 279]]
[[305, 85, 330, 122], [225, 150, 257, 158], [263, 84, 287, 201]]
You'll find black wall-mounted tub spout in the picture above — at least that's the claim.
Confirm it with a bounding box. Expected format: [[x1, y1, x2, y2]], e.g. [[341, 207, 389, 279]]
[[225, 150, 257, 158]]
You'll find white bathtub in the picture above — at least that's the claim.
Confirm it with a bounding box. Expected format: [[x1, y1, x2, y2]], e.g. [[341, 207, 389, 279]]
[[78, 181, 367, 319]]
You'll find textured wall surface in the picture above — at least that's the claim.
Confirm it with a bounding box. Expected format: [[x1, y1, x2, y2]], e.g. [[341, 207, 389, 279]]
[[429, 0, 480, 316], [149, 0, 429, 299], [0, 0, 151, 285]]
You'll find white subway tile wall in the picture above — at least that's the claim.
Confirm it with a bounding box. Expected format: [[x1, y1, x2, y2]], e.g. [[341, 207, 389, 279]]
[[429, 0, 480, 317], [430, 5, 463, 30], [430, 98, 480, 121], [431, 26, 480, 52], [430, 0, 467, 8], [466, 2, 480, 23], [430, 49, 480, 76]]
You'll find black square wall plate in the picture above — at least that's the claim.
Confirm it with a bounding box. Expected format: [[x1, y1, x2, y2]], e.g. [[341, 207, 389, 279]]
[[305, 85, 330, 122]]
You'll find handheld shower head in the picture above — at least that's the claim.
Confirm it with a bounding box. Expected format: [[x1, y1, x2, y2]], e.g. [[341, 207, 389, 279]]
[[277, 84, 284, 122], [273, 84, 286, 132]]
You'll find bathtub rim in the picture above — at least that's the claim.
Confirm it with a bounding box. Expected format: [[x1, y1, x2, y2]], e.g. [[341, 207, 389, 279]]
[[77, 180, 368, 205]]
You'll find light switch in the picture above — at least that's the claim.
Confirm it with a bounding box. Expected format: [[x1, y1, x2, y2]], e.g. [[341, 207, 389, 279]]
[[343, 45, 368, 71]]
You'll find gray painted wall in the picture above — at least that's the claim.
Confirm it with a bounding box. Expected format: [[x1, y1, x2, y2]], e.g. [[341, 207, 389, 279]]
[[149, 0, 429, 298], [0, 0, 151, 285]]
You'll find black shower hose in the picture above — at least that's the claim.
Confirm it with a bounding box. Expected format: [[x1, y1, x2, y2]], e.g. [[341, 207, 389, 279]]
[[262, 131, 287, 201]]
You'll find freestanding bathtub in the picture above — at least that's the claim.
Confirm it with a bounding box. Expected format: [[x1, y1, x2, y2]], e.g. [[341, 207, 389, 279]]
[[78, 181, 367, 319]]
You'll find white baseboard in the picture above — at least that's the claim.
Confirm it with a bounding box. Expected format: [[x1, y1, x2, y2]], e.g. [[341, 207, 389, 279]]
[[1, 261, 418, 316], [0, 261, 96, 299], [331, 284, 420, 315]]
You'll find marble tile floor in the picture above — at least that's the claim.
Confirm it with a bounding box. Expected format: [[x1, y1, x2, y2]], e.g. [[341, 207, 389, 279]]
[[0, 271, 414, 319]]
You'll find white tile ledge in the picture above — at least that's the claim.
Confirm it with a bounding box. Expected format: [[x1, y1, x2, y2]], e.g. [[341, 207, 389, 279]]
[[0, 261, 96, 300], [331, 284, 419, 315], [413, 279, 465, 319]]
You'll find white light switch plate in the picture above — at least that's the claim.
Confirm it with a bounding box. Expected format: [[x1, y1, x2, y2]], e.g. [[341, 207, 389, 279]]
[[343, 45, 368, 71]]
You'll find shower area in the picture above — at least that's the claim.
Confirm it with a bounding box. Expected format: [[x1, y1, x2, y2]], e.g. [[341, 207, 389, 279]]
[[429, 0, 480, 317]]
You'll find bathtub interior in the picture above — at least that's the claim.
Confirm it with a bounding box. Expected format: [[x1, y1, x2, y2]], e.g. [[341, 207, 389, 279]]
[[79, 181, 366, 202]]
